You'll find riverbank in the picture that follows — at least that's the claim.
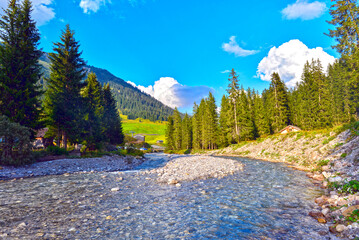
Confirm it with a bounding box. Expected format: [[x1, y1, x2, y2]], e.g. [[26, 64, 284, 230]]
[[0, 155, 145, 180], [209, 127, 359, 239]]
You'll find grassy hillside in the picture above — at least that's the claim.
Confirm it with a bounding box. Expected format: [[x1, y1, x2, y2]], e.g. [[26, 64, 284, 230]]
[[121, 117, 167, 145]]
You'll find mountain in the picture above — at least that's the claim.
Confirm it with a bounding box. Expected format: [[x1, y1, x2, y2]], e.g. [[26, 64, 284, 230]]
[[39, 53, 175, 121]]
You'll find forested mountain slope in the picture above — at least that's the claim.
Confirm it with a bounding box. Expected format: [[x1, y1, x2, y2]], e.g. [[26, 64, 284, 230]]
[[39, 53, 175, 121]]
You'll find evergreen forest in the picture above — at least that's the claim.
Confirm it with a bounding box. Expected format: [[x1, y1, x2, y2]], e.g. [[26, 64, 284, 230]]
[[166, 0, 359, 151], [0, 0, 124, 164]]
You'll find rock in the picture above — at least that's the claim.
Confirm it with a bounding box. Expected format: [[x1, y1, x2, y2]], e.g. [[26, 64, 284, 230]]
[[309, 211, 325, 219], [317, 218, 326, 223], [68, 227, 76, 232], [352, 222, 359, 228], [17, 222, 26, 228], [111, 187, 120, 192], [342, 205, 359, 217], [313, 174, 324, 181], [336, 224, 345, 232], [322, 208, 330, 216], [167, 179, 178, 185], [175, 183, 181, 187]]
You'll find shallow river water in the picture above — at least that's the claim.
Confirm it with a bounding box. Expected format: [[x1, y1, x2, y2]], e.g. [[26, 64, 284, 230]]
[[0, 153, 332, 239]]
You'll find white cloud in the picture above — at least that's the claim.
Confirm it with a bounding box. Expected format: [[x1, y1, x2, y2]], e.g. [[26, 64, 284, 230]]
[[282, 0, 326, 20], [0, 0, 55, 26], [221, 70, 231, 74], [127, 77, 212, 109], [222, 36, 259, 57], [79, 0, 111, 14], [257, 39, 335, 87]]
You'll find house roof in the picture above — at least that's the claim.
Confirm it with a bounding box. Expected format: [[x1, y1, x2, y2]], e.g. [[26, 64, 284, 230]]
[[279, 125, 301, 133], [36, 128, 49, 138]]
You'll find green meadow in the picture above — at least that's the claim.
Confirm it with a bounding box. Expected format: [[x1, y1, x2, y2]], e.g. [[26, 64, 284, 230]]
[[121, 115, 167, 145]]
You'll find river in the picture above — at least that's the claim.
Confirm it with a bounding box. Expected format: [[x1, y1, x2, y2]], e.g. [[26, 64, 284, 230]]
[[0, 153, 332, 239]]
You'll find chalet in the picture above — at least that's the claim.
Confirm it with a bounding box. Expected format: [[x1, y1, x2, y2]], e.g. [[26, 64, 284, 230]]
[[33, 128, 53, 149], [133, 134, 145, 142], [279, 125, 301, 134]]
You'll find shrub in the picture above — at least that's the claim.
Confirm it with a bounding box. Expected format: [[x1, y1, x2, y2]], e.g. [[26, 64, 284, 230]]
[[0, 115, 33, 166], [46, 145, 68, 156]]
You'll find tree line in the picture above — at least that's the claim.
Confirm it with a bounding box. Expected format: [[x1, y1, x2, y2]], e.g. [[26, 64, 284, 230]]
[[166, 0, 359, 151], [0, 0, 124, 155]]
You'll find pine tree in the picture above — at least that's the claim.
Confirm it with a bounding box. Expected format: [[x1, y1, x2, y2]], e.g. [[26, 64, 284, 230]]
[[206, 92, 218, 149], [173, 108, 182, 150], [43, 25, 86, 150], [226, 69, 240, 141], [237, 88, 255, 140], [0, 0, 42, 130], [268, 72, 291, 133], [219, 95, 233, 146], [102, 83, 124, 145], [254, 91, 270, 136], [181, 113, 192, 149], [82, 72, 103, 149], [327, 0, 359, 113], [192, 103, 202, 150], [165, 116, 175, 150]]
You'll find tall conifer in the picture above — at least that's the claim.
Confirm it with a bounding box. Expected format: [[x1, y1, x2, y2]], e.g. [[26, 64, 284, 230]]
[[0, 0, 42, 130], [43, 25, 86, 149]]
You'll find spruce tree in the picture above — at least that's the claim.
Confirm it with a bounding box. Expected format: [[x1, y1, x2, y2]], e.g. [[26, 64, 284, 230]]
[[219, 95, 233, 146], [165, 116, 175, 150], [181, 114, 192, 150], [82, 73, 103, 149], [226, 69, 240, 141], [0, 0, 42, 130], [43, 25, 86, 149], [102, 83, 124, 145], [173, 108, 182, 150], [192, 103, 202, 150], [268, 72, 291, 133], [206, 92, 218, 149]]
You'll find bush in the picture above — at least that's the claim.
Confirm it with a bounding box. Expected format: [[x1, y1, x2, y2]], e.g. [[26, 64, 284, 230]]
[[46, 145, 68, 156], [0, 115, 33, 166]]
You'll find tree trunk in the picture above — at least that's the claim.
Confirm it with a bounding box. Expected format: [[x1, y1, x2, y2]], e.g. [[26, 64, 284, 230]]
[[62, 131, 67, 150]]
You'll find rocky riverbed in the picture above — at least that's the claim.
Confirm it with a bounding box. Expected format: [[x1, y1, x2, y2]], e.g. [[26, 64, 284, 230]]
[[0, 153, 332, 239], [0, 155, 144, 180], [145, 155, 243, 185], [211, 129, 359, 239]]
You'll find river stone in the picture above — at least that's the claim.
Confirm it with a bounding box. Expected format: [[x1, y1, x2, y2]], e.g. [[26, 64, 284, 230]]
[[352, 222, 359, 228], [342, 205, 359, 217], [336, 224, 345, 232], [321, 208, 330, 216], [167, 179, 178, 185], [111, 187, 120, 192], [317, 218, 326, 223]]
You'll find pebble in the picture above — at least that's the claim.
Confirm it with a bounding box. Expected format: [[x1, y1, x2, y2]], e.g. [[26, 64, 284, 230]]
[[111, 187, 120, 192], [336, 224, 345, 232], [321, 208, 330, 216]]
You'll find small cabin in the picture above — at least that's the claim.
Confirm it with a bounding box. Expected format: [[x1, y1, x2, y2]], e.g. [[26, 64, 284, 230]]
[[156, 140, 164, 144], [33, 128, 53, 149], [133, 134, 145, 142], [279, 125, 301, 134]]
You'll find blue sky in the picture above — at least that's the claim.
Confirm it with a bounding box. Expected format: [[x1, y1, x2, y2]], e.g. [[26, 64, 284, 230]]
[[0, 0, 338, 113]]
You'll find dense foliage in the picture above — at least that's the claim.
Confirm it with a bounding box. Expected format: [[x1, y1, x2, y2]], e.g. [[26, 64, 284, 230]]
[[0, 115, 33, 166], [0, 0, 42, 132]]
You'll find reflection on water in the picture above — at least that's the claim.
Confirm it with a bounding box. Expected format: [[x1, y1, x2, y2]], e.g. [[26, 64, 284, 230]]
[[0, 153, 330, 239]]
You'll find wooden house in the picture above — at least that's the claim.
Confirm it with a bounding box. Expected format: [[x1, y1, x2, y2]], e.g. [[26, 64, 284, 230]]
[[279, 125, 301, 134]]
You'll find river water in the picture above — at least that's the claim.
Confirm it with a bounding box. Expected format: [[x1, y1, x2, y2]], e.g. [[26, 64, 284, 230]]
[[0, 153, 332, 239]]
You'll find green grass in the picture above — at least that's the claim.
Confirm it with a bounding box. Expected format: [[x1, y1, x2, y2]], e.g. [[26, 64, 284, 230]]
[[121, 117, 167, 145]]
